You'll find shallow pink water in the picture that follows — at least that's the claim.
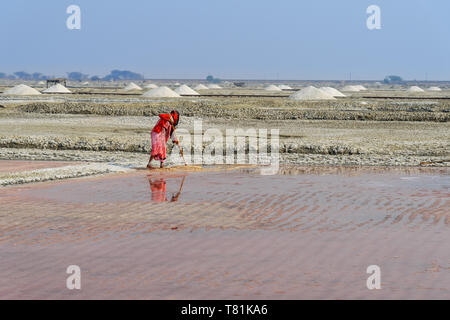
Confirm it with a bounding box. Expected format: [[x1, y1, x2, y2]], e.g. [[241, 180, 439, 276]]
[[0, 166, 448, 299]]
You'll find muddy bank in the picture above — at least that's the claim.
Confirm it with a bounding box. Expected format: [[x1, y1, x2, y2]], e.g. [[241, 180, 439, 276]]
[[1, 132, 449, 158], [1, 148, 448, 169], [0, 134, 366, 155]]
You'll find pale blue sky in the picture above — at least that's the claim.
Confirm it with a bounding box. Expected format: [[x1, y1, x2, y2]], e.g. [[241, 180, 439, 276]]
[[1, 0, 449, 80]]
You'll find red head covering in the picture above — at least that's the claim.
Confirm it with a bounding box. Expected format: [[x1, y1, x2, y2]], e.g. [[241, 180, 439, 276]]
[[170, 110, 179, 127]]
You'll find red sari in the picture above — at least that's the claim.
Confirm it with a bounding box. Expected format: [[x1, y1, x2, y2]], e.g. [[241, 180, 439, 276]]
[[151, 114, 176, 162]]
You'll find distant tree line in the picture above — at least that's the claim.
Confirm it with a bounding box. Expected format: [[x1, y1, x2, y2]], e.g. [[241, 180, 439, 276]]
[[0, 72, 49, 80], [102, 70, 144, 81], [0, 70, 144, 81]]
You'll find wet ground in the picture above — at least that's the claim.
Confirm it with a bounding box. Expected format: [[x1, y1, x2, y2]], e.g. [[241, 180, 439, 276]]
[[0, 165, 449, 299], [0, 160, 80, 173]]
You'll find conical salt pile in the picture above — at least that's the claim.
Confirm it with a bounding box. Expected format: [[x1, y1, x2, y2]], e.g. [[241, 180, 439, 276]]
[[264, 85, 282, 91], [43, 84, 72, 93], [342, 85, 361, 92], [174, 85, 200, 96], [407, 86, 425, 93], [320, 87, 346, 97], [289, 86, 336, 100], [207, 84, 222, 89], [427, 86, 442, 91], [144, 83, 158, 89], [123, 82, 142, 91], [355, 85, 367, 91], [194, 84, 209, 90], [142, 86, 181, 98], [278, 84, 292, 90], [3, 84, 41, 95]]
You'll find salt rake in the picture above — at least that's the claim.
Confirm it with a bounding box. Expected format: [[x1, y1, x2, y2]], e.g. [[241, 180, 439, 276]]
[[172, 125, 187, 166], [178, 142, 187, 166]]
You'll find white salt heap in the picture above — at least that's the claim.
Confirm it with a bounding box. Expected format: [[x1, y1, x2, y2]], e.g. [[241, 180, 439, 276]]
[[355, 85, 367, 91], [43, 84, 72, 93], [174, 85, 200, 96], [278, 84, 292, 90], [142, 86, 181, 98], [144, 83, 158, 89], [342, 85, 362, 92], [264, 85, 282, 91], [427, 86, 442, 91], [3, 84, 41, 95], [123, 82, 142, 91], [407, 86, 425, 93], [289, 86, 336, 100], [207, 84, 222, 89], [194, 84, 209, 90], [320, 87, 346, 97]]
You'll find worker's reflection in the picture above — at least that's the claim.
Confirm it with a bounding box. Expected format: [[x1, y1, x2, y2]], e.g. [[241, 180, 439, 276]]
[[148, 176, 185, 203]]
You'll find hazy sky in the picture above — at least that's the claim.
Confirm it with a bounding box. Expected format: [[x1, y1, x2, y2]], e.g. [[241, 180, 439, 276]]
[[1, 0, 449, 80]]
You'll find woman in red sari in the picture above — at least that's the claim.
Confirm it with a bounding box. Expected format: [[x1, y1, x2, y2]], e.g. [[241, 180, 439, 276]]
[[147, 110, 180, 169]]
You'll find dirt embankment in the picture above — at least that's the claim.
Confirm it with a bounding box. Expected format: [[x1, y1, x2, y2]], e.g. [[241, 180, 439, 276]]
[[17, 100, 450, 122], [0, 135, 366, 155]]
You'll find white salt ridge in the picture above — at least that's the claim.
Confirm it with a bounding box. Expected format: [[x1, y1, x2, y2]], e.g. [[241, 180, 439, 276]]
[[0, 163, 132, 186], [320, 87, 346, 97], [264, 85, 282, 91], [355, 85, 367, 91], [289, 86, 336, 100], [3, 84, 41, 95], [123, 82, 142, 91], [427, 86, 442, 91], [407, 86, 425, 93], [144, 83, 158, 89], [43, 84, 72, 93], [194, 84, 209, 90], [174, 85, 200, 96], [278, 84, 292, 90], [142, 86, 181, 98]]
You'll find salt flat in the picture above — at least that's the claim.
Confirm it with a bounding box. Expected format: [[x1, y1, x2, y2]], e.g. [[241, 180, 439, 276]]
[[0, 81, 448, 299]]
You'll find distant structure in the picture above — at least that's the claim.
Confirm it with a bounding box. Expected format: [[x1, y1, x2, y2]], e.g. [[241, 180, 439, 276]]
[[233, 82, 246, 87], [206, 75, 221, 84], [383, 75, 404, 84], [46, 78, 67, 88]]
